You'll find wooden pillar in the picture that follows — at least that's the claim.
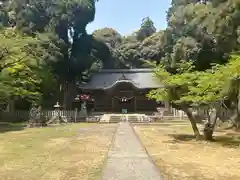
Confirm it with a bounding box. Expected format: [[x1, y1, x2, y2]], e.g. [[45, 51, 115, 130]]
[[134, 97, 137, 112], [164, 101, 171, 112], [112, 97, 115, 112], [93, 92, 96, 111]]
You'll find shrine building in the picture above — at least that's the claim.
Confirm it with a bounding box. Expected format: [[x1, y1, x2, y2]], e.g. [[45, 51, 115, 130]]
[[77, 69, 169, 113]]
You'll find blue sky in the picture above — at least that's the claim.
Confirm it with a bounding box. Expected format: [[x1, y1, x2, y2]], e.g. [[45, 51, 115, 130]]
[[87, 0, 172, 35]]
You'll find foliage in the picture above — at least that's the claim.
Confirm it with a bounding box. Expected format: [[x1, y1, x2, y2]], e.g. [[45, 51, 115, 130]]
[[140, 31, 167, 63], [0, 0, 103, 109], [94, 0, 240, 69], [115, 36, 143, 68], [0, 28, 59, 103], [136, 17, 156, 41], [92, 28, 122, 68], [93, 28, 122, 48], [91, 17, 159, 68], [0, 0, 240, 112], [2, 0, 100, 79], [147, 0, 240, 110]]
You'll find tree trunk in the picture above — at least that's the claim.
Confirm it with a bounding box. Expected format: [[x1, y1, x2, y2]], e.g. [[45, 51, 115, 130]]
[[236, 86, 240, 129], [203, 107, 218, 141], [203, 123, 214, 141], [6, 98, 15, 112], [182, 107, 201, 140], [231, 83, 240, 130], [63, 81, 76, 110]]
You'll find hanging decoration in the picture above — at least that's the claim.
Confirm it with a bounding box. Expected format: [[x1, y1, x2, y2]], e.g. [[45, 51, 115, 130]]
[[80, 94, 89, 100], [75, 94, 90, 101], [114, 96, 134, 102]]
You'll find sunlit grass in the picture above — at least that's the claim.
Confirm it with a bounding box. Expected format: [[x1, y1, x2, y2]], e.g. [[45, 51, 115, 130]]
[[0, 123, 117, 180], [134, 121, 240, 180]]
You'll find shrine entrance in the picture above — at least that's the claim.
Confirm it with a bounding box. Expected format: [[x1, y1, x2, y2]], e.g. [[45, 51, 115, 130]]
[[113, 96, 135, 113]]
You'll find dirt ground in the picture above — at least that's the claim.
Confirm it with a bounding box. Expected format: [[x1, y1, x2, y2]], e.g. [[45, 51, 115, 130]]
[[133, 120, 240, 180], [0, 123, 117, 180]]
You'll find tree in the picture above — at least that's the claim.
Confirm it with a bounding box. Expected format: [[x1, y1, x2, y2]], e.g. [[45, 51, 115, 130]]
[[146, 0, 240, 140], [92, 28, 122, 68], [185, 54, 240, 136], [93, 29, 145, 68], [91, 18, 162, 68], [0, 29, 62, 72], [1, 0, 102, 109], [93, 28, 122, 48], [140, 31, 169, 63], [0, 28, 58, 110], [136, 17, 156, 41], [148, 53, 240, 140], [148, 61, 202, 139], [215, 55, 240, 129], [115, 35, 143, 68], [162, 1, 238, 70], [147, 61, 218, 140]]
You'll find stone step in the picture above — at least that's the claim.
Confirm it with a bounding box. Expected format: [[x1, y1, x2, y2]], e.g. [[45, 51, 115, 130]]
[[127, 116, 138, 123], [98, 114, 110, 123], [109, 116, 123, 123], [98, 114, 187, 123], [128, 116, 148, 123]]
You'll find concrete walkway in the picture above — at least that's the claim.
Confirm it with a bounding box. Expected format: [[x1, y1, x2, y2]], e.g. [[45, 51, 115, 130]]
[[101, 122, 162, 180]]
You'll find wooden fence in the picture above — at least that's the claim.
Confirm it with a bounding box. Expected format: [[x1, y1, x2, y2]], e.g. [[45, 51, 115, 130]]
[[0, 110, 87, 122], [170, 107, 233, 120], [0, 107, 233, 122]]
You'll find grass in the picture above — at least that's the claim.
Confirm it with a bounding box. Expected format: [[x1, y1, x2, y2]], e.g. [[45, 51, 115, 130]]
[[0, 122, 117, 180], [0, 122, 26, 133], [133, 121, 240, 180]]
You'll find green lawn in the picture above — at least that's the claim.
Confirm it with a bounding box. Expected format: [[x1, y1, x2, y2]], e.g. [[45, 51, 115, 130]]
[[0, 123, 117, 180]]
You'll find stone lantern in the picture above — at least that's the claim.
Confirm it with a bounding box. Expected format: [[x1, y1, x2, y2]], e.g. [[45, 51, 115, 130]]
[[53, 101, 61, 123]]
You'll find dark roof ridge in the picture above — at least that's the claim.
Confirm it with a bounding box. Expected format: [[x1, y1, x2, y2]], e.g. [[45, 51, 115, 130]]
[[91, 68, 154, 73], [99, 68, 154, 73], [103, 80, 140, 90]]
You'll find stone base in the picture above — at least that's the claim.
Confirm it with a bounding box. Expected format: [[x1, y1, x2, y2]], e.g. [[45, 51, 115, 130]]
[[47, 116, 68, 124], [27, 122, 47, 128]]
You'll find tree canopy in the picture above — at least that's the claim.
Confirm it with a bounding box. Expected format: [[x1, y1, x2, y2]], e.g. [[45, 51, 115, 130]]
[[0, 28, 59, 102], [0, 0, 102, 109], [146, 0, 240, 139], [0, 0, 240, 134]]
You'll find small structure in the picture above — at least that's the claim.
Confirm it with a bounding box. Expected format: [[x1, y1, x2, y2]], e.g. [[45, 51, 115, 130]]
[[151, 107, 166, 121], [28, 104, 46, 127], [47, 102, 67, 124], [77, 69, 169, 113]]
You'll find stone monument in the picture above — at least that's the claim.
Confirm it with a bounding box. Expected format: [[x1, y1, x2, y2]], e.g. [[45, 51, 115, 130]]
[[28, 104, 46, 127]]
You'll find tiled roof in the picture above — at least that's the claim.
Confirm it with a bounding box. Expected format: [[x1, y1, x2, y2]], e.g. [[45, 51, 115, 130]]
[[78, 69, 163, 90]]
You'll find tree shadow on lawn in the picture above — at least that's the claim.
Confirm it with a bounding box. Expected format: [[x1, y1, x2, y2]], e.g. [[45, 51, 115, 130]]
[[134, 123, 175, 127], [0, 122, 26, 133], [215, 134, 240, 148], [168, 134, 197, 142], [168, 133, 240, 148]]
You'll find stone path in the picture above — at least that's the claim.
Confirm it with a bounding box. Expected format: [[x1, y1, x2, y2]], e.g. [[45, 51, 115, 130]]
[[101, 122, 162, 180]]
